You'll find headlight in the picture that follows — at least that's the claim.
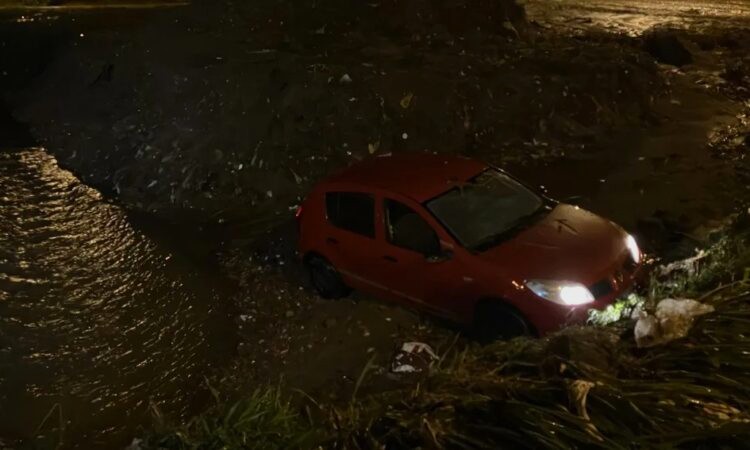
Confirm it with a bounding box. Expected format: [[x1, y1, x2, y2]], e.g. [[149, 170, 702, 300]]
[[626, 234, 640, 264], [526, 280, 595, 306]]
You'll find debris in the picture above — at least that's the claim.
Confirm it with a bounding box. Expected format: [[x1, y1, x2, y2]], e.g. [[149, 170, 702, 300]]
[[658, 250, 709, 278], [339, 73, 352, 84], [391, 342, 438, 374], [400, 92, 414, 109], [285, 310, 294, 318], [392, 363, 416, 373], [635, 298, 715, 347], [125, 438, 144, 450], [368, 141, 380, 154], [567, 380, 603, 441], [401, 132, 408, 140]]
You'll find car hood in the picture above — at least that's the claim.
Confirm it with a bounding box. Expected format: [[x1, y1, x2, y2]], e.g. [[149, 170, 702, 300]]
[[477, 204, 627, 284]]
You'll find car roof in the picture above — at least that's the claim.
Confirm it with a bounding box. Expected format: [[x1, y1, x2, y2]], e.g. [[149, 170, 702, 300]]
[[324, 153, 487, 202]]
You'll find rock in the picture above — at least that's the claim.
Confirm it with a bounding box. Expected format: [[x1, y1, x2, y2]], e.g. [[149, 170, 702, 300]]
[[643, 31, 693, 67]]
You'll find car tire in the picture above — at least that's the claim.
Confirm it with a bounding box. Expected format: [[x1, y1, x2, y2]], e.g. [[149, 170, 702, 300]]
[[473, 301, 533, 343], [306, 255, 351, 299]]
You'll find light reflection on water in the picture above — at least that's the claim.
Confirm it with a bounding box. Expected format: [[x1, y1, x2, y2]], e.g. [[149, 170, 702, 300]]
[[0, 148, 234, 448]]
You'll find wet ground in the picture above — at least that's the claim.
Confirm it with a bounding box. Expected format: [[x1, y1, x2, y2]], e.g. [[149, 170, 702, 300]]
[[1, 0, 750, 448]]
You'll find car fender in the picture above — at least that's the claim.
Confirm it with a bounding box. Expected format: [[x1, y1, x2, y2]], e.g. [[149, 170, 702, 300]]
[[468, 270, 536, 325]]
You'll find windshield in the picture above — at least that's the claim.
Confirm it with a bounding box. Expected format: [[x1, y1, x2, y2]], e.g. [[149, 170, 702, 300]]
[[426, 169, 545, 251]]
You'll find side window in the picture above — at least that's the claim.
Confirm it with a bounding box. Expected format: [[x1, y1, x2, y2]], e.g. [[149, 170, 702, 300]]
[[325, 192, 375, 238], [385, 199, 440, 256]]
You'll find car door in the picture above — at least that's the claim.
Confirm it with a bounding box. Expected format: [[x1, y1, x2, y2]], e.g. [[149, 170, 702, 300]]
[[322, 190, 391, 297], [375, 196, 466, 318]]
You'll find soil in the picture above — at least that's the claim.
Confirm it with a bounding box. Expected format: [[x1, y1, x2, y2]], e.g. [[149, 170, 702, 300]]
[[1, 0, 750, 447]]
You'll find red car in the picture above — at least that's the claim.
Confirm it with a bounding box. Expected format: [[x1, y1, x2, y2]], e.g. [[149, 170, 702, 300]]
[[296, 153, 642, 339]]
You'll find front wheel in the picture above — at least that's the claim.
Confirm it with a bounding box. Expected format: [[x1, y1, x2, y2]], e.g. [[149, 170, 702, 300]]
[[306, 255, 351, 299], [473, 302, 533, 343]]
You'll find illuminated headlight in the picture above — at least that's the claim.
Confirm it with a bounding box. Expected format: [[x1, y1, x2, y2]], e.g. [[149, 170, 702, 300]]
[[626, 234, 641, 264], [526, 280, 595, 306]]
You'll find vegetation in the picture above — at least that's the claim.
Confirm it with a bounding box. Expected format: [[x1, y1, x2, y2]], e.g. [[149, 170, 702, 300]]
[[144, 386, 319, 450], [144, 214, 750, 449]]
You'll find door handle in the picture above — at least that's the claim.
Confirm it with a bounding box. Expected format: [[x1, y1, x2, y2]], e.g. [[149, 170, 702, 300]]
[[326, 237, 339, 245], [383, 255, 398, 263]]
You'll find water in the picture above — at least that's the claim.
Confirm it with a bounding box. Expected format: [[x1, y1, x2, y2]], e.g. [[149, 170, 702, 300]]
[[0, 148, 235, 448]]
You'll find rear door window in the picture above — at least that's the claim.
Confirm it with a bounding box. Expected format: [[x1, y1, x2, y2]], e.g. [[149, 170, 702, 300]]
[[325, 192, 375, 238]]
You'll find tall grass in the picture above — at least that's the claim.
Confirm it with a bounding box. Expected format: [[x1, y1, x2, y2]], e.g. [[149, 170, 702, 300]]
[[143, 386, 319, 450]]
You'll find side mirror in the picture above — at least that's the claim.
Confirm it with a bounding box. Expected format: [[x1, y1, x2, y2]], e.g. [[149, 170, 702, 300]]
[[425, 241, 453, 263], [426, 250, 452, 263]]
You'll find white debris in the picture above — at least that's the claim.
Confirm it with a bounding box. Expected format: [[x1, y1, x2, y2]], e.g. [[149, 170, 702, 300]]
[[391, 341, 438, 374], [392, 364, 417, 373], [658, 250, 709, 277], [339, 73, 352, 84], [125, 438, 143, 450], [635, 298, 715, 348], [400, 342, 438, 359], [401, 132, 409, 140]]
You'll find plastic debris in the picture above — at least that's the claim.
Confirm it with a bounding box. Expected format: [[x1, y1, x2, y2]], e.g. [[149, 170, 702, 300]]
[[635, 298, 715, 347], [658, 250, 708, 278], [391, 342, 438, 374]]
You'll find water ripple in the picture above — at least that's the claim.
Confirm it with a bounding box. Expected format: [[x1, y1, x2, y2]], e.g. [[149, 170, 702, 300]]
[[0, 149, 234, 448]]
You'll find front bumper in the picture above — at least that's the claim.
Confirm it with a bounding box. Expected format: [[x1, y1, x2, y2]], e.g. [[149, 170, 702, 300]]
[[528, 264, 646, 335]]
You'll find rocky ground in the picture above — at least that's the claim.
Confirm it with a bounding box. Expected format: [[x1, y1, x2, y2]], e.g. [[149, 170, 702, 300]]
[[2, 0, 750, 441]]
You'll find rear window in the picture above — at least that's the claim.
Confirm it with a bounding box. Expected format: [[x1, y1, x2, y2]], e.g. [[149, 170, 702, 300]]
[[325, 192, 375, 238]]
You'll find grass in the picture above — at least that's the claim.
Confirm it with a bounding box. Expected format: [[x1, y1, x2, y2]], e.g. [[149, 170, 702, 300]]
[[142, 386, 319, 450], [144, 213, 750, 449]]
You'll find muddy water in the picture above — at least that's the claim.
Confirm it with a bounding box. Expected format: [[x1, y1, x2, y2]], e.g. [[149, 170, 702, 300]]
[[0, 148, 235, 448]]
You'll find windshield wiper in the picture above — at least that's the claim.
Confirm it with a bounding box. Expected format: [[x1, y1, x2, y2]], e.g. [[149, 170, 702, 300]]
[[471, 205, 549, 252]]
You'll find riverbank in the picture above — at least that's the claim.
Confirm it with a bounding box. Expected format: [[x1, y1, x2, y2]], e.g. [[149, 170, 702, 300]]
[[142, 212, 750, 448]]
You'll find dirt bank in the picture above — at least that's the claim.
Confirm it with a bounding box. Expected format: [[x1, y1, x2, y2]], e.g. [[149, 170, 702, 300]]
[[7, 0, 663, 225]]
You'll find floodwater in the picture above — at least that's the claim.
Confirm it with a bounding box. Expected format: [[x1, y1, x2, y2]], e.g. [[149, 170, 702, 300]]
[[0, 147, 235, 448], [526, 0, 750, 35]]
